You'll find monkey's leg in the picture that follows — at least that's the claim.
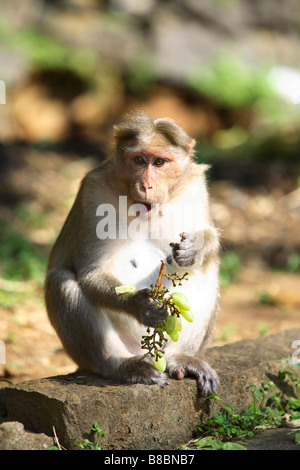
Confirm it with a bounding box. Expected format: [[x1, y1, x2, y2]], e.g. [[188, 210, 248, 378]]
[[45, 268, 169, 386], [166, 352, 219, 397]]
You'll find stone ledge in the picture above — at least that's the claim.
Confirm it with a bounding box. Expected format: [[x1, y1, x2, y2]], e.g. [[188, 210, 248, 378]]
[[4, 328, 300, 450], [0, 421, 53, 450]]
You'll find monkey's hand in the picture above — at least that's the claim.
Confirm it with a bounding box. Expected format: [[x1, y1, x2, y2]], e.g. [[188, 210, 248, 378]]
[[128, 288, 168, 327], [170, 232, 198, 267]]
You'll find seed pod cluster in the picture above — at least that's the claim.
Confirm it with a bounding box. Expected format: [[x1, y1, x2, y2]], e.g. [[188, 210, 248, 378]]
[[153, 352, 167, 372], [117, 261, 193, 374], [152, 291, 193, 370]]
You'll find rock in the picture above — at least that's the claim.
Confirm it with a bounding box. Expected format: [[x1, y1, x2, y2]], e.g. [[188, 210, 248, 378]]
[[149, 1, 300, 83], [245, 427, 300, 450], [0, 0, 43, 31], [0, 421, 54, 450], [5, 329, 300, 450], [244, 0, 300, 30], [43, 9, 142, 68], [0, 48, 29, 87], [151, 7, 222, 83]]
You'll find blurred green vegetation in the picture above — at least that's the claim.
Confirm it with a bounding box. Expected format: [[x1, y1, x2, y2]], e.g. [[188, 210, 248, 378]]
[[126, 58, 156, 96], [195, 128, 300, 179], [0, 20, 298, 307], [15, 204, 48, 229], [0, 288, 28, 310], [219, 322, 236, 342], [188, 53, 274, 109], [219, 250, 241, 288], [0, 222, 47, 286], [256, 322, 271, 336], [257, 290, 279, 306], [0, 22, 98, 78], [272, 253, 300, 273], [187, 52, 300, 171]]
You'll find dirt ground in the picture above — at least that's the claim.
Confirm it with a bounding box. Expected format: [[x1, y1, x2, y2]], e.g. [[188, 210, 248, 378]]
[[0, 148, 299, 385]]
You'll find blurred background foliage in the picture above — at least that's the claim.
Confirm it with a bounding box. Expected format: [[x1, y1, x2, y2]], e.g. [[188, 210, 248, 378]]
[[1, 0, 300, 285], [0, 0, 300, 368], [0, 0, 300, 265]]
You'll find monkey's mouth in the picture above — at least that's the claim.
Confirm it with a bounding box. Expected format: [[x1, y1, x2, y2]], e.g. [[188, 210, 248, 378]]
[[135, 201, 158, 213], [143, 202, 153, 212]]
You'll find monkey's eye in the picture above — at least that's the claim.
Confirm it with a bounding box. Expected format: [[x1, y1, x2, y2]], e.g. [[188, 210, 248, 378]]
[[154, 158, 165, 167], [134, 156, 146, 165]]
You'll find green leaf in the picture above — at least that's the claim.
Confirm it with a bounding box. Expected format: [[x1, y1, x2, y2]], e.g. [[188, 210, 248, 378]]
[[221, 442, 247, 450], [294, 433, 300, 444], [206, 393, 223, 401], [195, 437, 222, 450]]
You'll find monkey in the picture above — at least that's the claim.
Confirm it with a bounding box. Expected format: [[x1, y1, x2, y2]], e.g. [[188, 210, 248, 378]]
[[45, 112, 220, 397]]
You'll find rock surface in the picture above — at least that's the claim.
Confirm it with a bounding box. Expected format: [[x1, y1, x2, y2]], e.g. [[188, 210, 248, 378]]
[[0, 421, 54, 450], [4, 328, 300, 450], [245, 427, 300, 450]]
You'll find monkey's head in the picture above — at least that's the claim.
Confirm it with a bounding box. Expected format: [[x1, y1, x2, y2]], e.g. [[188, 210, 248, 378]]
[[112, 113, 196, 209]]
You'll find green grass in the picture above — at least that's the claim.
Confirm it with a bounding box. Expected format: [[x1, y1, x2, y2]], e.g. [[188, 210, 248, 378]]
[[0, 224, 47, 287], [219, 250, 240, 288], [257, 290, 278, 306], [48, 421, 105, 450], [181, 363, 300, 450], [272, 253, 300, 273]]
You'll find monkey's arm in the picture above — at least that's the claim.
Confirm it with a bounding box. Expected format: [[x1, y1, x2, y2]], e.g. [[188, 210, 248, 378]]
[[170, 228, 219, 268], [77, 269, 167, 327]]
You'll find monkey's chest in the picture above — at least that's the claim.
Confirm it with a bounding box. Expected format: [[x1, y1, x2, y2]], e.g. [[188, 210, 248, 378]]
[[109, 240, 165, 288]]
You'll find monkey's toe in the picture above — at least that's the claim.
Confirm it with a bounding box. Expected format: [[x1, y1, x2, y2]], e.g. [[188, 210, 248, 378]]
[[118, 358, 169, 387], [196, 369, 219, 397], [136, 369, 170, 387]]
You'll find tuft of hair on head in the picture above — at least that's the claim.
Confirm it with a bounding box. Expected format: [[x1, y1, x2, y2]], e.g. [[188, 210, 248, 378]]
[[154, 118, 195, 153], [113, 112, 196, 154], [113, 111, 154, 146]]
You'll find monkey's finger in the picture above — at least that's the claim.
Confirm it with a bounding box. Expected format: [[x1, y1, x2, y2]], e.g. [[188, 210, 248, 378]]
[[139, 287, 152, 297], [169, 242, 180, 250], [150, 298, 166, 309]]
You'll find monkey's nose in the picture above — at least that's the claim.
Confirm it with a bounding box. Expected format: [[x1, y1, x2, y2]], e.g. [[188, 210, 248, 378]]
[[142, 184, 153, 192]]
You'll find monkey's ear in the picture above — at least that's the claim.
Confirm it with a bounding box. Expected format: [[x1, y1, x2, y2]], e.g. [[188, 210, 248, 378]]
[[113, 135, 120, 144], [186, 139, 196, 153]]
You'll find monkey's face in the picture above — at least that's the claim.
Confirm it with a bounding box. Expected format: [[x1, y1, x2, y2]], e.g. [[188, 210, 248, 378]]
[[123, 149, 183, 209], [113, 113, 195, 211]]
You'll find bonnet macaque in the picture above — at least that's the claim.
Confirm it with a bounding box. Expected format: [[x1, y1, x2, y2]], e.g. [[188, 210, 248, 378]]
[[45, 112, 220, 396]]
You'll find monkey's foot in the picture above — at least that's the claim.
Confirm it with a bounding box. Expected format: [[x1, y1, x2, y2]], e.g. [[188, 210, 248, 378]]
[[167, 354, 219, 397], [116, 357, 169, 387]]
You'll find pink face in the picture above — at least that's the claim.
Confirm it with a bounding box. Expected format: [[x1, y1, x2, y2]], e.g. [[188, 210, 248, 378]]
[[124, 149, 176, 206]]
